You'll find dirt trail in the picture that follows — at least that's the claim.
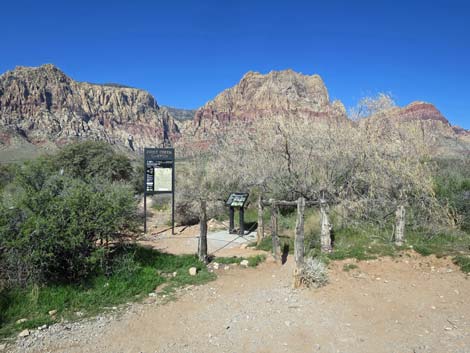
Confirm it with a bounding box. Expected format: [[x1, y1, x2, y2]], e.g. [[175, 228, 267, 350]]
[[10, 252, 470, 353]]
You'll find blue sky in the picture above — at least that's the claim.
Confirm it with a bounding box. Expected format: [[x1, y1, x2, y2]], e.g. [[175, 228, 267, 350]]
[[1, 0, 469, 128]]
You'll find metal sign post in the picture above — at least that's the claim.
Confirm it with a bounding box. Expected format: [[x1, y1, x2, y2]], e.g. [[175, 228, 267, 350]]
[[144, 148, 175, 234]]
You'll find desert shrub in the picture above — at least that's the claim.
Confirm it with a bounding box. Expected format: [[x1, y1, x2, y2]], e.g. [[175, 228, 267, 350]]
[[52, 141, 133, 182], [434, 159, 470, 232], [0, 163, 137, 286], [299, 257, 328, 288]]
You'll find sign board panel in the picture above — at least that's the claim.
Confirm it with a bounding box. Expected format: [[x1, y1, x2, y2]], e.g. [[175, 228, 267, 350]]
[[144, 148, 174, 194], [143, 147, 176, 234], [225, 193, 249, 208]]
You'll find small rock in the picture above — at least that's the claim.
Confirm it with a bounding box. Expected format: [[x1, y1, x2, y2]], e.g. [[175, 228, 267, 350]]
[[240, 243, 248, 249], [213, 262, 219, 270], [445, 327, 452, 331], [240, 260, 249, 267], [189, 267, 197, 276], [75, 311, 84, 317], [48, 309, 57, 316], [172, 272, 177, 277], [18, 329, 30, 338], [148, 292, 157, 297], [16, 318, 27, 324], [224, 265, 230, 270], [38, 324, 47, 330], [284, 321, 291, 327]]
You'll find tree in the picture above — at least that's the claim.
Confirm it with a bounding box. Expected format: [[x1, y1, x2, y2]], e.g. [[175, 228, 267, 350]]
[[52, 141, 133, 182], [349, 93, 396, 121]]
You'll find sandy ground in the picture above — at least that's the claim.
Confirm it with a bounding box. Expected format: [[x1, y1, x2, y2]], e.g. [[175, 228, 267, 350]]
[[8, 250, 470, 353], [6, 206, 470, 353]]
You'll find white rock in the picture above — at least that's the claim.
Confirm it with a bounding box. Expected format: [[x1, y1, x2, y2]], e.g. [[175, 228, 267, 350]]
[[172, 272, 177, 277], [18, 329, 30, 338], [148, 292, 157, 297], [48, 309, 57, 316], [224, 266, 230, 270], [240, 260, 249, 267], [189, 267, 197, 276], [213, 262, 219, 270], [16, 318, 27, 324], [38, 324, 48, 330]]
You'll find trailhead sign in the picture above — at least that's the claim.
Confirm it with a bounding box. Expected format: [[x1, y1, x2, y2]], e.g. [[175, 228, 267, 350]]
[[144, 148, 175, 233]]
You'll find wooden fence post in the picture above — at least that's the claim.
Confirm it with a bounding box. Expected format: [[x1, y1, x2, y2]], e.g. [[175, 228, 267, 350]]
[[257, 194, 264, 246], [394, 204, 405, 246], [271, 201, 280, 261], [320, 200, 332, 253], [293, 197, 306, 288], [198, 199, 208, 263]]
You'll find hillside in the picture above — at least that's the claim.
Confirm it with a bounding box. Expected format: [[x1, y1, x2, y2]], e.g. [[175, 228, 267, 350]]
[[0, 64, 180, 158]]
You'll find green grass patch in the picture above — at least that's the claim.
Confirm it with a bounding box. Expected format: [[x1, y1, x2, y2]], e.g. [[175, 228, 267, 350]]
[[453, 256, 470, 273], [0, 245, 215, 339], [406, 229, 470, 258], [214, 254, 266, 267]]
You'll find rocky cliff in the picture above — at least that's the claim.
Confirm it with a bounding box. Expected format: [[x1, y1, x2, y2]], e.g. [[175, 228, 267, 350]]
[[0, 64, 180, 153], [186, 69, 347, 141], [359, 101, 469, 156], [183, 69, 468, 156]]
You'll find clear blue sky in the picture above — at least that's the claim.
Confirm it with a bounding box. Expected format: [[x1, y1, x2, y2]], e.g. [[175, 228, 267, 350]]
[[1, 0, 469, 128]]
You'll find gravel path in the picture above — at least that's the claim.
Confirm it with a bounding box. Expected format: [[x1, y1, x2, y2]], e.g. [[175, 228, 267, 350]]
[[3, 253, 470, 353]]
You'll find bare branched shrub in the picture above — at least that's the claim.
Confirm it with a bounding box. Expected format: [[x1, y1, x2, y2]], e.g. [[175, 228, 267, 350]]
[[300, 257, 328, 288]]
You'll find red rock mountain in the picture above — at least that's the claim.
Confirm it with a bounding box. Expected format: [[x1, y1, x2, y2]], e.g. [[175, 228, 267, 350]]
[[359, 101, 469, 155], [0, 64, 180, 154], [0, 65, 467, 158], [182, 70, 468, 156], [183, 70, 347, 142]]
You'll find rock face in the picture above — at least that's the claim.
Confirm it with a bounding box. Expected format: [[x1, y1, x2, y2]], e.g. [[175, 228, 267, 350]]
[[0, 64, 180, 152], [187, 69, 347, 141], [359, 101, 469, 156], [162, 106, 196, 121]]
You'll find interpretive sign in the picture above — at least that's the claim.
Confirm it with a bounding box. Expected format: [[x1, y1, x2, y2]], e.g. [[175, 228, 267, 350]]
[[144, 148, 175, 233], [225, 192, 249, 208], [225, 193, 249, 235]]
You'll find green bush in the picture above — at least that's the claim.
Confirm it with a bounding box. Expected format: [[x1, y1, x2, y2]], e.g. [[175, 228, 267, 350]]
[[0, 161, 137, 286], [434, 158, 470, 232], [52, 141, 133, 182]]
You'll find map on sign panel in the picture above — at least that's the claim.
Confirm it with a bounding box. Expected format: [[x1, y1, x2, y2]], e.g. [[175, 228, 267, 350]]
[[154, 167, 172, 192]]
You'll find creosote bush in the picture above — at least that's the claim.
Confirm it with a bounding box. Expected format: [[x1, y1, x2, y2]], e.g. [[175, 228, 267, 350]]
[[0, 144, 138, 287]]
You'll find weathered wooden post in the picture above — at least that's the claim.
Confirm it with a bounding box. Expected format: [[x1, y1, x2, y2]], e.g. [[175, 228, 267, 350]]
[[320, 199, 332, 253], [293, 197, 306, 288], [239, 207, 245, 236], [229, 206, 235, 234], [270, 200, 280, 261], [394, 204, 405, 246], [257, 194, 264, 245], [198, 199, 208, 263]]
